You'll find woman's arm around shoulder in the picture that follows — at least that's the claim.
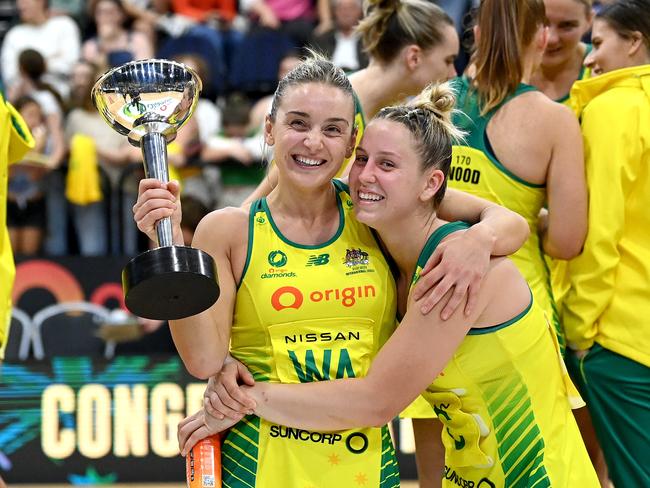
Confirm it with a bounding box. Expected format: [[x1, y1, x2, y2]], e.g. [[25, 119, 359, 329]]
[[244, 255, 517, 431], [168, 205, 250, 379]]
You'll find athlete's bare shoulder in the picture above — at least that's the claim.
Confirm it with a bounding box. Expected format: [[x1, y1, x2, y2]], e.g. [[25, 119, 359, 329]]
[[193, 206, 249, 253], [495, 90, 578, 146]]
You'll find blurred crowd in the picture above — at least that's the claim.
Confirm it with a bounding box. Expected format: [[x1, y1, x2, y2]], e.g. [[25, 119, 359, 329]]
[[0, 0, 392, 257]]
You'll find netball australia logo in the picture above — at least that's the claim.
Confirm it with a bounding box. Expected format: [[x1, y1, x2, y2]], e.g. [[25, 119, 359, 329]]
[[268, 250, 288, 267], [261, 250, 295, 279]]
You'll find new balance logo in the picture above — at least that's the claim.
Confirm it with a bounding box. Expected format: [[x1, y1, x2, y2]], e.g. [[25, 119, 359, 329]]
[[306, 254, 330, 266]]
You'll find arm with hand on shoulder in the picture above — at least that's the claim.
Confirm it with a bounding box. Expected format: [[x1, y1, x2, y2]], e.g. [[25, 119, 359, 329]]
[[178, 256, 527, 454]]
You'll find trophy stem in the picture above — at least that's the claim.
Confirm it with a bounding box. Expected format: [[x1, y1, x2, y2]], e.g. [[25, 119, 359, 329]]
[[141, 131, 173, 248]]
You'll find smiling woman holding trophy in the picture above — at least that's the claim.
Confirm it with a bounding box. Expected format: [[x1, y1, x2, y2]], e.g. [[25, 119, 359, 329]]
[[127, 53, 534, 487], [92, 59, 219, 320]]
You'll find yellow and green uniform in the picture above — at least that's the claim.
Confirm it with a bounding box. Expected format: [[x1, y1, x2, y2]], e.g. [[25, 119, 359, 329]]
[[449, 76, 561, 350], [0, 90, 34, 359], [416, 222, 598, 487], [223, 179, 400, 487]]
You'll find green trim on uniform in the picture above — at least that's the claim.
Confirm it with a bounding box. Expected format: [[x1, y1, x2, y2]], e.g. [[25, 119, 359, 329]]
[[353, 90, 366, 130], [332, 178, 349, 194], [482, 372, 551, 486], [538, 240, 565, 353], [260, 185, 345, 250], [379, 424, 401, 487], [451, 77, 545, 188], [412, 221, 471, 285], [237, 200, 262, 290], [468, 289, 534, 335]]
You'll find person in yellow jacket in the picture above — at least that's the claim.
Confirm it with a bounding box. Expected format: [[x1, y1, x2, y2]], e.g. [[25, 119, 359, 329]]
[[0, 87, 34, 488], [562, 1, 650, 487]]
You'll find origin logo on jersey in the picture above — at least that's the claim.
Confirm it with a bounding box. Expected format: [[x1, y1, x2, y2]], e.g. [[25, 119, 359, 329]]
[[271, 284, 377, 310]]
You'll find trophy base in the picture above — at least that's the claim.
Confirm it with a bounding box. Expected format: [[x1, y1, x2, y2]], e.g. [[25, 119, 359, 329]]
[[122, 246, 220, 320]]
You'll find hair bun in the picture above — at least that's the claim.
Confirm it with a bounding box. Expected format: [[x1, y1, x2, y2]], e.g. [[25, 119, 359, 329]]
[[412, 83, 455, 123]]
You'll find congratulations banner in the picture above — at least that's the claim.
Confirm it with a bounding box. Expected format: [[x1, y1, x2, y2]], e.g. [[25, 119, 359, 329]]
[[1, 257, 419, 483]]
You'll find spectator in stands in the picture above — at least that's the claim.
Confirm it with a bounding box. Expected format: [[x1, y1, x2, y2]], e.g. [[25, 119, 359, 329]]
[[247, 49, 302, 132], [241, 0, 332, 48], [0, 0, 81, 99], [6, 49, 68, 257], [309, 0, 367, 72], [82, 0, 154, 69], [64, 59, 140, 256], [171, 0, 237, 24], [201, 93, 271, 207], [173, 53, 221, 145], [6, 96, 52, 255], [7, 49, 65, 168]]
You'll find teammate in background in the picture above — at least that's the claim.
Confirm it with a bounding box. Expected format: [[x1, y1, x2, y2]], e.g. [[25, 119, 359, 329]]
[[403, 0, 588, 481], [135, 57, 529, 487], [0, 87, 35, 488], [450, 0, 588, 352], [247, 0, 460, 200], [531, 0, 594, 105], [180, 83, 600, 488], [563, 2, 650, 487]]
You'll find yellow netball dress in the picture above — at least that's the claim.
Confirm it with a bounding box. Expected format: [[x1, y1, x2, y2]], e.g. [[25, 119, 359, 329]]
[[415, 222, 598, 487], [222, 180, 400, 488], [449, 76, 562, 352]]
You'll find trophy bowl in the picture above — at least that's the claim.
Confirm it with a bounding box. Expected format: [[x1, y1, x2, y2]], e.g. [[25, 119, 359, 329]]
[[92, 59, 219, 320]]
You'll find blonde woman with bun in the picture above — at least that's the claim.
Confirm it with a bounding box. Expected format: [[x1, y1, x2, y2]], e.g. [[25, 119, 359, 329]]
[[179, 83, 600, 488]]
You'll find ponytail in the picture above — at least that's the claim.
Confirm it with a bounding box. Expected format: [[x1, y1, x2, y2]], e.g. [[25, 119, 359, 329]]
[[473, 0, 546, 114]]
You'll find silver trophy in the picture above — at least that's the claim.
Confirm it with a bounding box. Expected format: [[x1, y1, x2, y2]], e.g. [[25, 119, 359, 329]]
[[92, 59, 219, 320]]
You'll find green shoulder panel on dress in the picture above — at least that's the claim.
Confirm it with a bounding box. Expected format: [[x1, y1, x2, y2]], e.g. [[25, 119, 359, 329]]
[[451, 76, 544, 188], [237, 199, 264, 290], [411, 221, 470, 286], [353, 89, 366, 129], [332, 178, 350, 194]]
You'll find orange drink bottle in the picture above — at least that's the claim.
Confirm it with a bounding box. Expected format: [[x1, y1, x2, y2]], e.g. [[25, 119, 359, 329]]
[[186, 435, 222, 488]]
